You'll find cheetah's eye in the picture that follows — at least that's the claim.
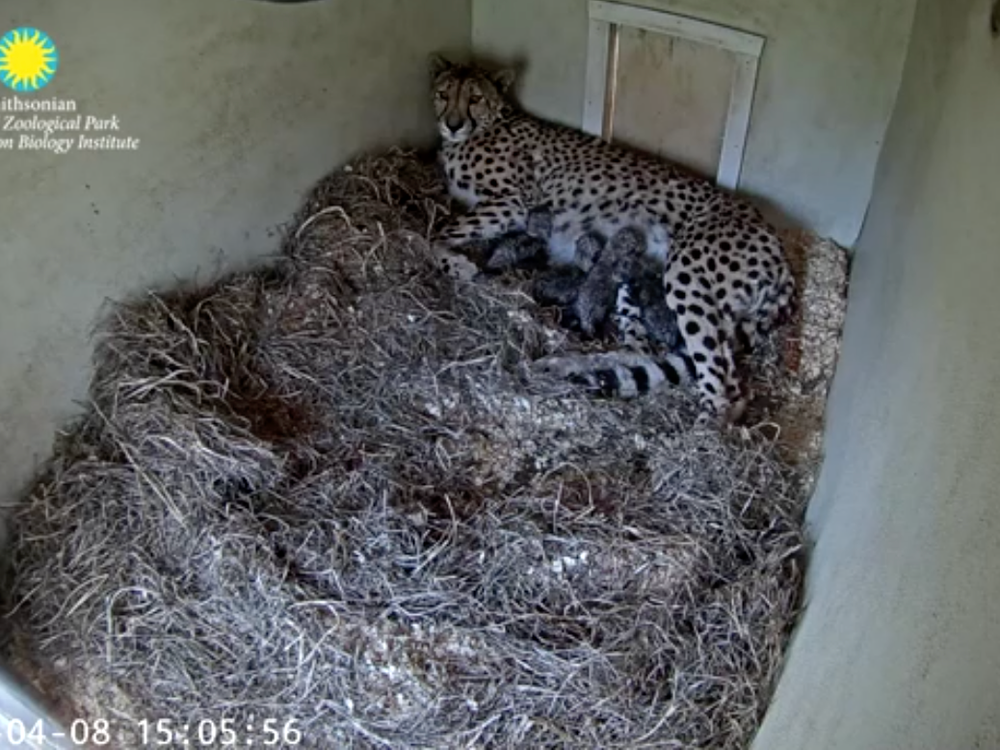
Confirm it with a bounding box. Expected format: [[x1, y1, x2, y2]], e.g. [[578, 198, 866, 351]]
[[469, 94, 483, 104]]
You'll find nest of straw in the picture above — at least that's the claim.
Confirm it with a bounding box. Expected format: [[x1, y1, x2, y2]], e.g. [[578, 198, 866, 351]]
[[3, 148, 815, 749]]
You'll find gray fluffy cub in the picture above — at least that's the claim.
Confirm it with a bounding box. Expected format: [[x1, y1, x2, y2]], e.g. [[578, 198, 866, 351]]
[[521, 207, 681, 349]]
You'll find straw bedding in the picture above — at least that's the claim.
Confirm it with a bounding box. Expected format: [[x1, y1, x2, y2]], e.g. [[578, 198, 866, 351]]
[[1, 148, 846, 749]]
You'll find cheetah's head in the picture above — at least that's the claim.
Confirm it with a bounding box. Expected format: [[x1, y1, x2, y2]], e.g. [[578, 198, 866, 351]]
[[430, 55, 516, 144]]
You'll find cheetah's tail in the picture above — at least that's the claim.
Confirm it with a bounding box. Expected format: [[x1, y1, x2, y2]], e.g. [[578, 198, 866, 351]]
[[534, 350, 695, 399]]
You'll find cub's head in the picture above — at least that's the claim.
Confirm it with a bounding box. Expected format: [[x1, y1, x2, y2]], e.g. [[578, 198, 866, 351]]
[[430, 55, 516, 144]]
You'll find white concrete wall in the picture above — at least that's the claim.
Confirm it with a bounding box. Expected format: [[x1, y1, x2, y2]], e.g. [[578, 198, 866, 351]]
[[0, 0, 470, 535], [755, 0, 1000, 746], [471, 0, 915, 247]]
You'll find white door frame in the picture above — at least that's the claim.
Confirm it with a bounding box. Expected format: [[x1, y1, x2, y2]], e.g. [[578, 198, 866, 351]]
[[583, 0, 765, 190]]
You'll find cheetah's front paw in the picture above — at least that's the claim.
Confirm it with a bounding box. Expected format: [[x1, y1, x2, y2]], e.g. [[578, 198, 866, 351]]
[[434, 246, 481, 282]]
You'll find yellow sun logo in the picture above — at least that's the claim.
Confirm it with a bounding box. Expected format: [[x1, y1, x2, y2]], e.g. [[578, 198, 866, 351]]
[[0, 28, 59, 92]]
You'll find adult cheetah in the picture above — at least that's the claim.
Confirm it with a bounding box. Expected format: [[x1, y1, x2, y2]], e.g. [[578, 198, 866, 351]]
[[430, 55, 794, 425]]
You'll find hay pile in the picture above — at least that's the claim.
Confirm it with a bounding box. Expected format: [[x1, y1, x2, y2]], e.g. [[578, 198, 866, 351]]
[[3, 149, 817, 749]]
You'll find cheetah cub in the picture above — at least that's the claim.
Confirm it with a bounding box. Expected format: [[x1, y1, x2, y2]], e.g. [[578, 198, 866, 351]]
[[429, 55, 794, 425]]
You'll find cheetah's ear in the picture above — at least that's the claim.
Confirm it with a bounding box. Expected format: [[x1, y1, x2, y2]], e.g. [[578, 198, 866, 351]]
[[430, 54, 452, 79], [491, 68, 517, 94]]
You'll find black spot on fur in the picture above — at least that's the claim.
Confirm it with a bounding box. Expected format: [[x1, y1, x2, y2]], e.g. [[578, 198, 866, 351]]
[[660, 362, 682, 385], [682, 354, 697, 380], [630, 366, 651, 393]]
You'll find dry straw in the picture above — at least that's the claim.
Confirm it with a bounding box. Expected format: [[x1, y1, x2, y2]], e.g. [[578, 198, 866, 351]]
[[3, 148, 813, 749]]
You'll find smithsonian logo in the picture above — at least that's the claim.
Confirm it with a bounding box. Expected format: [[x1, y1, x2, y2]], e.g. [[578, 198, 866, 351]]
[[0, 27, 140, 153]]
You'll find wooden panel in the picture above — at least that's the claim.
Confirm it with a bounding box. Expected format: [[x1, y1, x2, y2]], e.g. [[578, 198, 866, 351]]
[[589, 0, 765, 57], [610, 26, 734, 179], [582, 19, 612, 137], [717, 53, 761, 189]]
